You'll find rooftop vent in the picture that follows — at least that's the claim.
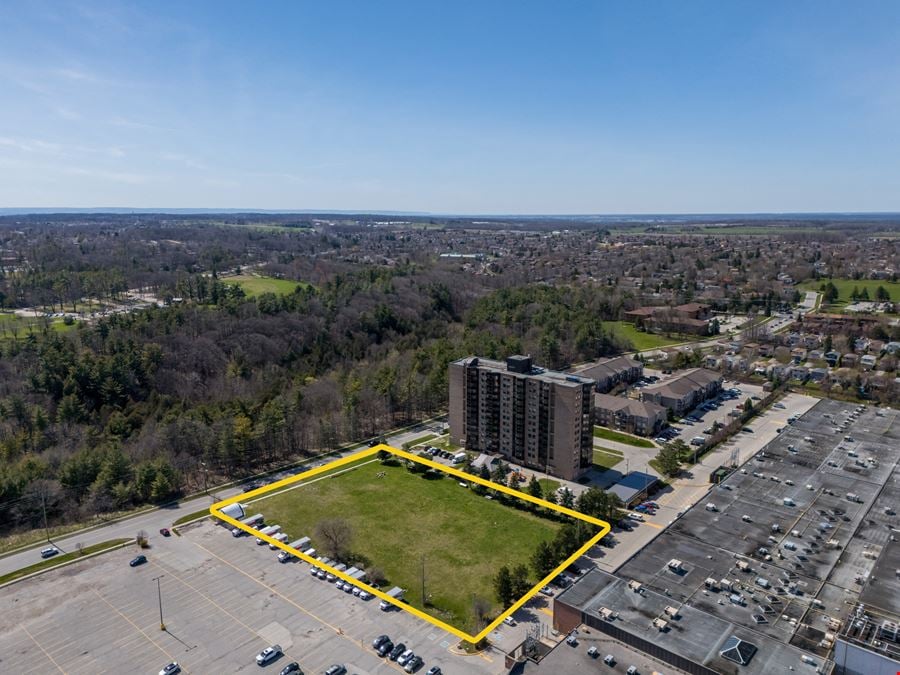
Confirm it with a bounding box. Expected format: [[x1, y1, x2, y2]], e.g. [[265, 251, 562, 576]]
[[719, 636, 758, 666]]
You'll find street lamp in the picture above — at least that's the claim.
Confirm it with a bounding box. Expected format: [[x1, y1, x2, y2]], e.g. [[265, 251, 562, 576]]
[[200, 461, 209, 496], [153, 575, 166, 631]]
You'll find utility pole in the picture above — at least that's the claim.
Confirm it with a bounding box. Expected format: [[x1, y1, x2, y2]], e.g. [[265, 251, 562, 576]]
[[421, 555, 426, 607], [41, 492, 50, 543], [200, 461, 209, 495], [153, 575, 166, 631]]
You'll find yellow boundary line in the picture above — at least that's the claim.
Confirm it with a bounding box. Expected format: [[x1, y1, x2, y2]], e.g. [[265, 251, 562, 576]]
[[210, 444, 610, 643]]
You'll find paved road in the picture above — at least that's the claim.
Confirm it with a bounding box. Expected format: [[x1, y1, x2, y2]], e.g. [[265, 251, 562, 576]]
[[0, 421, 443, 578]]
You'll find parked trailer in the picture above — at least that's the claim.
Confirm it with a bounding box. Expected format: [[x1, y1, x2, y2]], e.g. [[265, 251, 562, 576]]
[[380, 586, 405, 610], [254, 524, 281, 544], [268, 532, 290, 550], [231, 513, 264, 537], [217, 502, 246, 523]]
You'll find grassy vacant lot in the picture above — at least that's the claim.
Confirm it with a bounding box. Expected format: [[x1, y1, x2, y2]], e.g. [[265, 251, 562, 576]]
[[593, 425, 656, 448], [0, 539, 130, 585], [798, 278, 900, 309], [254, 459, 562, 633], [606, 321, 683, 351], [226, 274, 309, 297], [593, 447, 625, 471], [0, 312, 78, 339]]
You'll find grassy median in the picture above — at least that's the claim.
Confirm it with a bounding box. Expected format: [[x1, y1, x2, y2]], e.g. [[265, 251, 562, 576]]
[[0, 539, 131, 585]]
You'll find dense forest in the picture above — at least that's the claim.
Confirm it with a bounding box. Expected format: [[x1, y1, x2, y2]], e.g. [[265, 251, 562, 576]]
[[0, 218, 635, 536]]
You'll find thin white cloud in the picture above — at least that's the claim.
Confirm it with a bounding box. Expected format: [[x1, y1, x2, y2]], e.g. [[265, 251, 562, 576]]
[[55, 106, 82, 120], [108, 115, 173, 132], [159, 151, 207, 170], [63, 166, 149, 184]]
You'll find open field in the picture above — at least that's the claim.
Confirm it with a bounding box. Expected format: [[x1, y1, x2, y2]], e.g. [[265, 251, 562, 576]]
[[798, 277, 900, 308], [250, 458, 562, 634], [605, 320, 683, 351], [593, 425, 656, 448], [593, 447, 625, 471], [226, 274, 309, 297], [0, 312, 79, 338]]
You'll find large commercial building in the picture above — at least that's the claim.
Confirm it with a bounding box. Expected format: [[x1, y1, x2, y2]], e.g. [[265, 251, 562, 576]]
[[448, 355, 594, 481]]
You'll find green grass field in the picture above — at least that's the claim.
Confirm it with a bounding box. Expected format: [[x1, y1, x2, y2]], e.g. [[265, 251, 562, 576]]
[[593, 425, 656, 448], [0, 312, 79, 339], [253, 459, 562, 633], [593, 447, 625, 471], [226, 274, 309, 297], [798, 278, 899, 309], [606, 321, 683, 351], [538, 478, 560, 496]]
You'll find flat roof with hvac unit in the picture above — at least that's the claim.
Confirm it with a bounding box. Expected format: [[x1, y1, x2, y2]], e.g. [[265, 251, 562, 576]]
[[607, 471, 659, 506]]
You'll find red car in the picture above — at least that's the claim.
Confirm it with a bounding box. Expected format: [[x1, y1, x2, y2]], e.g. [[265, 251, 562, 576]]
[[159, 528, 171, 537]]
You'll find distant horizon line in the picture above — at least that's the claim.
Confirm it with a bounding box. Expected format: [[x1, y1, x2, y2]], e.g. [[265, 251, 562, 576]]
[[2, 207, 900, 220]]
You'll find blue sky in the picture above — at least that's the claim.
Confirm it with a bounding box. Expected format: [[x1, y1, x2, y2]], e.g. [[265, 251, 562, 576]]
[[1, 1, 899, 213]]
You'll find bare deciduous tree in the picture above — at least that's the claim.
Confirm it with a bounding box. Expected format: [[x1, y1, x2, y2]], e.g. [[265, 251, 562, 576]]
[[314, 518, 353, 560]]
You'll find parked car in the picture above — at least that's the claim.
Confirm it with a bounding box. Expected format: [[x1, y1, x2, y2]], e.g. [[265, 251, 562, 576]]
[[129, 555, 148, 567], [324, 666, 346, 675], [425, 668, 442, 675], [40, 546, 60, 559], [565, 634, 578, 646], [503, 616, 517, 626], [372, 635, 390, 649], [279, 663, 302, 675], [158, 663, 181, 675], [539, 586, 554, 596], [256, 644, 282, 665], [397, 649, 415, 667], [390, 643, 407, 660], [377, 640, 394, 657], [159, 528, 171, 537], [404, 655, 423, 673]]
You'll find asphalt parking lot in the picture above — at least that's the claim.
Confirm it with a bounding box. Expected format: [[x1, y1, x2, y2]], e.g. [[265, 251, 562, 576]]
[[0, 519, 505, 675]]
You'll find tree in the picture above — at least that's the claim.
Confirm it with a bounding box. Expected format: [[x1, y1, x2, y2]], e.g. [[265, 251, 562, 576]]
[[527, 475, 543, 500], [876, 285, 891, 302], [493, 565, 515, 607], [655, 444, 682, 477], [508, 473, 522, 492], [136, 530, 148, 548], [472, 596, 492, 632], [743, 397, 754, 412], [314, 518, 354, 560], [511, 564, 531, 598], [558, 487, 575, 509], [531, 540, 558, 578]]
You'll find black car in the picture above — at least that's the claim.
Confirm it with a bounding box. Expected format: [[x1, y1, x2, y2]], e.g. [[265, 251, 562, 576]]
[[372, 635, 390, 649], [389, 643, 406, 660], [130, 554, 148, 567], [280, 663, 302, 675], [376, 640, 394, 657]]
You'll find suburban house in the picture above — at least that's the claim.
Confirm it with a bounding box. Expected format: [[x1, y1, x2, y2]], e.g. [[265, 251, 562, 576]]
[[593, 394, 668, 437], [574, 356, 643, 393], [639, 368, 723, 415]]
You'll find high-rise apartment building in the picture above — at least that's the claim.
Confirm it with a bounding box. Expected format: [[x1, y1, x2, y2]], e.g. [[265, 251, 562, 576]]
[[448, 355, 594, 481]]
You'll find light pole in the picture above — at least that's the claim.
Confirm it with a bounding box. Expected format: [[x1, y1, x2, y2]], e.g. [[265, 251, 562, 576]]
[[153, 575, 166, 631], [200, 461, 209, 496]]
